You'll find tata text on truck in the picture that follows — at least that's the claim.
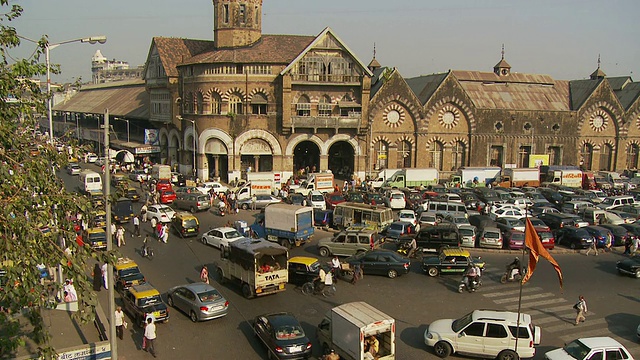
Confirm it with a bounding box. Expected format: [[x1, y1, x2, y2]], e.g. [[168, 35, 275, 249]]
[[542, 166, 583, 188], [449, 167, 501, 188], [381, 168, 439, 189], [250, 204, 314, 248], [317, 301, 395, 360], [295, 172, 335, 196], [217, 237, 288, 299], [496, 168, 540, 188]]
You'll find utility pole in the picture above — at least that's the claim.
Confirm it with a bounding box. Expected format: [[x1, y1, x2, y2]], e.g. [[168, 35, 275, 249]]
[[104, 109, 118, 359]]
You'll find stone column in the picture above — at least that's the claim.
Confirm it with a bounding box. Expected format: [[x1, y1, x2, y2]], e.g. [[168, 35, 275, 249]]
[[319, 155, 329, 171], [213, 155, 220, 177], [254, 155, 260, 172]]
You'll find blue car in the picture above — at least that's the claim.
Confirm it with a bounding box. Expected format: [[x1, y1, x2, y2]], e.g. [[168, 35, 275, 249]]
[[583, 226, 612, 248]]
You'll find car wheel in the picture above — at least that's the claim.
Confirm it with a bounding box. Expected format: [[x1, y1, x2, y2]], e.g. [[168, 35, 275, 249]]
[[569, 242, 576, 250], [189, 311, 198, 323], [217, 268, 226, 284], [190, 206, 196, 214], [201, 237, 208, 245], [318, 247, 330, 257], [635, 269, 640, 278], [428, 267, 439, 277], [387, 269, 398, 279], [242, 283, 253, 299], [167, 296, 174, 307], [242, 203, 249, 210], [497, 349, 519, 360], [433, 341, 452, 358]]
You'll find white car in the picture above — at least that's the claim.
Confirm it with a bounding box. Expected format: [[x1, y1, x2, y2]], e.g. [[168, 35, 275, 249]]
[[146, 204, 176, 224], [201, 227, 244, 249], [307, 190, 326, 210], [544, 337, 634, 360], [197, 181, 229, 195], [386, 190, 406, 210], [506, 198, 534, 210], [398, 210, 420, 231], [490, 208, 527, 220], [86, 153, 98, 163]]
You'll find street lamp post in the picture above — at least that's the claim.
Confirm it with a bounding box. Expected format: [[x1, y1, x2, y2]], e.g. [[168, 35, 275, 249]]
[[114, 118, 130, 143], [18, 35, 107, 143], [186, 119, 197, 178]]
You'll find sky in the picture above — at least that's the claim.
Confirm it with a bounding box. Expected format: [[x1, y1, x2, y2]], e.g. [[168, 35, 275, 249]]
[[8, 0, 640, 84]]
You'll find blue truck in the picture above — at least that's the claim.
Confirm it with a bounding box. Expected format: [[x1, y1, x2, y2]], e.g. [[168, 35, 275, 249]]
[[251, 204, 314, 249]]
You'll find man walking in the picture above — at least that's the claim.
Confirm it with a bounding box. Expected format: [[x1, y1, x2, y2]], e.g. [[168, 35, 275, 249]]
[[133, 215, 141, 237], [585, 238, 598, 256], [144, 317, 157, 357], [115, 306, 125, 340], [574, 295, 587, 325]]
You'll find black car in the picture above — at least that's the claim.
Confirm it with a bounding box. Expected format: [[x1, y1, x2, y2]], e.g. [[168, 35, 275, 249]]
[[253, 312, 312, 360], [363, 192, 384, 206], [421, 248, 486, 277], [410, 224, 460, 250], [620, 223, 640, 238], [616, 255, 640, 278], [345, 250, 410, 279], [598, 224, 631, 246], [468, 214, 497, 232], [344, 191, 365, 204], [556, 227, 593, 249], [538, 213, 577, 234], [383, 221, 417, 241]]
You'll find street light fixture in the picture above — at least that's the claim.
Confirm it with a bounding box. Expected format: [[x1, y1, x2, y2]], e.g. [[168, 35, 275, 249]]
[[114, 117, 130, 143], [17, 34, 107, 143]]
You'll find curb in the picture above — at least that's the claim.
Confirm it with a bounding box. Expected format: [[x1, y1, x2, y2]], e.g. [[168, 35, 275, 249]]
[[468, 245, 625, 255]]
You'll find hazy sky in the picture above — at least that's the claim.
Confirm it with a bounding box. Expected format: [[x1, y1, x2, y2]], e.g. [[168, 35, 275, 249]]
[[9, 0, 640, 84]]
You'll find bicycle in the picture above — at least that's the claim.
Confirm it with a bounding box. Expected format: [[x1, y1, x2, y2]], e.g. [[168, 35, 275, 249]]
[[301, 281, 335, 297], [141, 244, 154, 260]]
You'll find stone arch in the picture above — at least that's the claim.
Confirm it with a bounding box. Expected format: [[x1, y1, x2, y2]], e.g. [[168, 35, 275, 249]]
[[372, 135, 392, 146], [285, 134, 325, 156], [600, 138, 616, 150], [249, 87, 270, 99], [450, 136, 469, 147], [396, 135, 415, 146], [324, 134, 361, 156], [184, 125, 197, 151], [159, 128, 170, 146], [425, 97, 476, 132], [296, 93, 311, 103], [425, 136, 446, 150], [198, 128, 233, 154], [204, 87, 223, 100], [369, 94, 420, 122], [626, 139, 640, 149], [577, 101, 622, 133], [222, 87, 247, 101], [234, 129, 282, 156]]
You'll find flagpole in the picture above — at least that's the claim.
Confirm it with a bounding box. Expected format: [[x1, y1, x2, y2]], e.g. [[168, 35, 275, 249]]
[[515, 204, 529, 353]]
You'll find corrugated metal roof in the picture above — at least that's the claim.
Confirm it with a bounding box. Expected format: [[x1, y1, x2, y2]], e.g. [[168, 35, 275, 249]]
[[569, 79, 601, 110], [405, 73, 448, 105], [53, 81, 148, 119]]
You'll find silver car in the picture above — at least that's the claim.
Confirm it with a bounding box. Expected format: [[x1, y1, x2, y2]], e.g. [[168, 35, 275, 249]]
[[167, 283, 229, 322], [173, 193, 211, 213], [458, 224, 477, 247]]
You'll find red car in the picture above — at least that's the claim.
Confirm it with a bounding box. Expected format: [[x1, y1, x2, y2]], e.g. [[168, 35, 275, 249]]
[[160, 189, 177, 204], [156, 179, 172, 192], [324, 191, 346, 210], [505, 230, 525, 250], [536, 229, 555, 250]]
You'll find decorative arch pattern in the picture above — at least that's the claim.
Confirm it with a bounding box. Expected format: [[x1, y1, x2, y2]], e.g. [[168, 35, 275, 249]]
[[284, 134, 325, 156], [204, 87, 223, 100], [325, 134, 361, 156], [234, 129, 282, 156], [183, 125, 197, 151], [168, 129, 182, 150], [198, 128, 233, 154], [578, 101, 621, 133], [382, 103, 406, 128], [396, 135, 415, 146], [600, 138, 616, 150], [425, 136, 446, 150], [450, 136, 469, 147], [372, 135, 392, 146], [249, 87, 270, 99], [369, 94, 420, 122], [222, 87, 247, 101], [425, 97, 476, 131]]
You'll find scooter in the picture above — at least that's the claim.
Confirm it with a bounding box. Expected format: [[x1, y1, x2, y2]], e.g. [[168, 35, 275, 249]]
[[218, 204, 226, 217], [458, 275, 482, 293], [500, 267, 525, 283]]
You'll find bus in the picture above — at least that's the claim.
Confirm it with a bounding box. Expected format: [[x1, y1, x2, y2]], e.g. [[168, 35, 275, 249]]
[[332, 202, 394, 231]]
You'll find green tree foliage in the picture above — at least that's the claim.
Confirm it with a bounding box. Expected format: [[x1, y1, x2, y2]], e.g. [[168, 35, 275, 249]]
[[0, 2, 116, 358]]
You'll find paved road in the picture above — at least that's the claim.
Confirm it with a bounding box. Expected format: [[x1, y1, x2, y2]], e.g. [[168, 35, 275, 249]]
[[60, 165, 640, 359]]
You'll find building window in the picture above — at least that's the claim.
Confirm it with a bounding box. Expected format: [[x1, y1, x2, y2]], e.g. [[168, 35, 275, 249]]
[[339, 94, 361, 117], [211, 93, 221, 115], [547, 146, 562, 166], [375, 141, 388, 170], [581, 143, 593, 170], [600, 144, 613, 171], [490, 145, 503, 167], [296, 95, 311, 116], [430, 141, 444, 171], [452, 141, 466, 170], [239, 4, 246, 23], [222, 4, 229, 23], [319, 95, 332, 117], [251, 93, 268, 115], [397, 140, 412, 168], [627, 144, 639, 169], [228, 94, 244, 115], [518, 146, 531, 168]]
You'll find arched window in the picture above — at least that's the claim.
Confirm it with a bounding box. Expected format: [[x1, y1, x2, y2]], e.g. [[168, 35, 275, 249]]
[[196, 93, 204, 114], [430, 141, 444, 171], [251, 93, 268, 115], [627, 144, 639, 170], [296, 94, 311, 116], [211, 93, 221, 115], [184, 92, 194, 114], [319, 95, 332, 117], [228, 93, 244, 115], [581, 143, 593, 170], [600, 144, 613, 171], [547, 146, 562, 166], [397, 140, 412, 168], [375, 141, 388, 170], [452, 141, 466, 170]]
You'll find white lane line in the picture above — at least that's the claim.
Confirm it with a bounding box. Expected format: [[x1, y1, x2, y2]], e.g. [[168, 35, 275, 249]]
[[482, 287, 542, 298], [505, 298, 566, 310], [559, 324, 633, 343], [494, 293, 555, 304]]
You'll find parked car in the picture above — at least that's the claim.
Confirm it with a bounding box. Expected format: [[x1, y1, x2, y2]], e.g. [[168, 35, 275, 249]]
[[536, 230, 555, 250], [237, 194, 281, 209], [146, 204, 176, 224], [544, 337, 634, 360], [363, 192, 385, 206], [385, 190, 406, 210], [556, 227, 594, 249], [383, 221, 417, 241], [616, 254, 640, 278], [419, 211, 439, 227], [458, 225, 476, 248], [442, 214, 471, 229], [344, 191, 365, 204], [398, 209, 420, 230], [345, 249, 410, 278], [422, 248, 485, 277], [324, 191, 346, 210], [285, 193, 305, 206], [529, 217, 550, 232], [583, 226, 613, 248], [598, 224, 631, 246], [167, 283, 228, 322], [253, 312, 312, 360], [504, 230, 525, 250], [317, 229, 379, 257], [468, 214, 497, 232], [67, 164, 81, 175], [495, 217, 525, 234], [201, 227, 244, 250], [478, 227, 503, 249], [607, 210, 636, 223], [411, 224, 461, 250]]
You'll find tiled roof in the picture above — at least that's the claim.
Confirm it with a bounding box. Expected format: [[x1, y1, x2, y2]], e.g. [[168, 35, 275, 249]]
[[370, 67, 389, 98], [613, 81, 640, 110], [569, 79, 601, 110], [153, 37, 215, 77], [183, 35, 316, 65], [405, 73, 449, 105], [53, 80, 148, 119]]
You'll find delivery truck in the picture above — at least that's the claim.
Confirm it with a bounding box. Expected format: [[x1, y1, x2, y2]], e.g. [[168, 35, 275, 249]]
[[449, 167, 501, 188], [495, 168, 540, 188], [250, 204, 314, 248], [542, 166, 582, 188], [367, 169, 400, 189], [317, 302, 395, 360], [295, 172, 335, 196], [151, 164, 171, 180], [380, 168, 439, 189]]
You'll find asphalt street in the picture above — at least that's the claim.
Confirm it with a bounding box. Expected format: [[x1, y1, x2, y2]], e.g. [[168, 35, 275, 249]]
[[60, 165, 640, 360]]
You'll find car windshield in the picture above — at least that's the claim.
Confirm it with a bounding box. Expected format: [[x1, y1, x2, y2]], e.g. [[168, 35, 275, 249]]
[[421, 215, 436, 222], [119, 267, 140, 278], [391, 193, 404, 199], [183, 219, 198, 227], [485, 231, 500, 238], [274, 324, 305, 340], [602, 198, 615, 206], [311, 195, 324, 202], [330, 195, 344, 202], [198, 289, 222, 303], [562, 340, 590, 359], [399, 213, 414, 220], [454, 218, 467, 224], [349, 193, 363, 201], [511, 233, 525, 240], [452, 312, 473, 332], [138, 294, 162, 307], [459, 228, 474, 236], [539, 232, 553, 240], [307, 261, 321, 273], [223, 230, 241, 239]]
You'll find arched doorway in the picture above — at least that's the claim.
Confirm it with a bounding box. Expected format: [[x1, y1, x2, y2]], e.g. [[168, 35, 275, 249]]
[[293, 141, 320, 173], [328, 141, 354, 180], [240, 138, 273, 179], [204, 138, 229, 183]]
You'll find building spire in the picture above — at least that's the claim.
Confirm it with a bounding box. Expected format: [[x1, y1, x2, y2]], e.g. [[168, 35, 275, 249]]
[[501, 43, 505, 60], [597, 53, 601, 69], [368, 42, 381, 72], [373, 42, 377, 59], [494, 44, 511, 76], [590, 53, 606, 80]]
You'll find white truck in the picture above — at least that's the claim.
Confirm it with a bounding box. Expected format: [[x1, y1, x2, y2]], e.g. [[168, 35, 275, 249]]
[[380, 168, 439, 189], [449, 167, 501, 188], [317, 302, 395, 360], [79, 169, 103, 194], [235, 180, 274, 201], [495, 168, 540, 188], [368, 169, 400, 189], [217, 237, 288, 299], [295, 172, 335, 196], [547, 168, 583, 188], [151, 164, 171, 180]]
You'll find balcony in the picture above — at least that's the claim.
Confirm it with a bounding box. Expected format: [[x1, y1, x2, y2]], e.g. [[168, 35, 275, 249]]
[[289, 115, 361, 134], [291, 74, 361, 84]]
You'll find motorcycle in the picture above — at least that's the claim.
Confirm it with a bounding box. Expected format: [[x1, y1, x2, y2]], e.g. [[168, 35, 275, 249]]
[[500, 267, 526, 284], [458, 275, 482, 293], [218, 204, 226, 217], [396, 241, 421, 258]]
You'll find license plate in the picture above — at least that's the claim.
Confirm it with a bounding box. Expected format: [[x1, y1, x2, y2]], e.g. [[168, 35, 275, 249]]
[[132, 280, 139, 285], [153, 311, 160, 318], [212, 306, 223, 311], [187, 228, 195, 232], [291, 346, 302, 352]]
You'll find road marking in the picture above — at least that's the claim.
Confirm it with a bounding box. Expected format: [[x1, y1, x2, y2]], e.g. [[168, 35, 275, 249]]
[[481, 284, 526, 291], [493, 293, 555, 304], [559, 324, 632, 342], [530, 312, 577, 325], [545, 317, 608, 332], [527, 304, 580, 314], [505, 298, 567, 310], [482, 287, 541, 298]]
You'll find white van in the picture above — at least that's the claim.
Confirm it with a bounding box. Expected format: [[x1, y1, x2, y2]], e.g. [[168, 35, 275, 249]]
[[307, 190, 326, 210], [597, 195, 635, 210], [79, 170, 102, 194]]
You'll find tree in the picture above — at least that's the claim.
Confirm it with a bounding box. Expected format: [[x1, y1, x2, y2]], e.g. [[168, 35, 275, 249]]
[[0, 2, 115, 358]]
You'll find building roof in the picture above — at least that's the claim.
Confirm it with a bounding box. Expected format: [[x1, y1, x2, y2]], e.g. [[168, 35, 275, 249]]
[[370, 67, 390, 97], [608, 77, 640, 110], [53, 80, 149, 119], [184, 34, 315, 65], [405, 73, 449, 105], [569, 79, 601, 110], [152, 37, 215, 77]]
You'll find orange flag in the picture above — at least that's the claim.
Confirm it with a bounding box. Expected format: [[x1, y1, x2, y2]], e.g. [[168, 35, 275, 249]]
[[521, 217, 563, 288]]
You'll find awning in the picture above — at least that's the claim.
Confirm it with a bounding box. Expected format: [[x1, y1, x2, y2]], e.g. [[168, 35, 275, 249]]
[[54, 80, 149, 119]]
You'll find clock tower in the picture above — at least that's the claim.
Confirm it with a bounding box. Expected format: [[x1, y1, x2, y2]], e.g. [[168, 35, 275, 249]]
[[213, 0, 262, 49]]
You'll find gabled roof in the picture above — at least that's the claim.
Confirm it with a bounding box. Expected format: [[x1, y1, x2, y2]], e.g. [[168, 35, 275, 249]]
[[370, 67, 390, 98], [612, 80, 640, 110], [149, 37, 215, 77], [184, 34, 315, 65], [607, 76, 632, 91], [53, 80, 148, 119], [405, 72, 449, 105], [569, 79, 601, 110], [280, 27, 374, 77]]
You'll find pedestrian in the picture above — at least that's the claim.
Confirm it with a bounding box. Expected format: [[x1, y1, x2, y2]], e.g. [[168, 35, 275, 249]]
[[331, 256, 341, 282], [101, 262, 108, 290], [143, 317, 157, 357], [92, 263, 102, 291], [161, 224, 169, 243], [251, 194, 257, 210], [115, 306, 126, 340], [133, 215, 141, 237], [632, 236, 639, 255], [111, 223, 117, 245], [351, 263, 362, 285], [141, 203, 148, 222], [63, 279, 78, 301], [585, 238, 598, 256], [150, 217, 157, 235], [116, 226, 126, 247], [623, 236, 632, 255], [200, 265, 209, 284], [573, 295, 588, 325]]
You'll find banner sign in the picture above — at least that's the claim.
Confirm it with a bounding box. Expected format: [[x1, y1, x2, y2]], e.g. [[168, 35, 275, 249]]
[[145, 129, 159, 145]]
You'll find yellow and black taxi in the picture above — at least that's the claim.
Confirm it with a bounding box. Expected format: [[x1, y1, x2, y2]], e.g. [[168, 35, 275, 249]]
[[421, 247, 485, 277], [111, 173, 128, 188], [89, 191, 105, 208], [91, 210, 107, 229], [122, 283, 169, 327], [171, 211, 200, 238], [114, 257, 146, 293], [125, 187, 140, 202], [287, 256, 326, 285], [112, 197, 134, 223], [84, 227, 108, 250]]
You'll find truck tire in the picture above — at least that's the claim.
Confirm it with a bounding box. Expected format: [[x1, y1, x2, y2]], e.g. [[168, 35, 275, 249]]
[[427, 267, 439, 277], [279, 239, 291, 250], [242, 203, 249, 210], [318, 247, 330, 257], [217, 268, 225, 284], [242, 283, 253, 299], [433, 341, 452, 358]]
